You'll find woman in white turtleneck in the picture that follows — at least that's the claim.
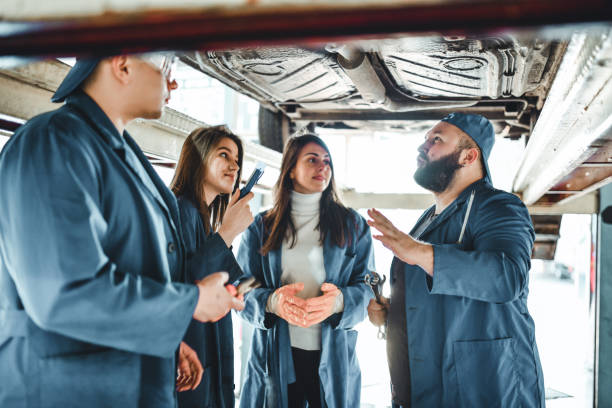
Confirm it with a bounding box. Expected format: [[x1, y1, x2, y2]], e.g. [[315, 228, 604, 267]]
[[237, 134, 375, 408], [273, 189, 343, 352]]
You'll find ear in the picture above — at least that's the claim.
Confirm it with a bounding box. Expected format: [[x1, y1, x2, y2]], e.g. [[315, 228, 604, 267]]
[[167, 79, 178, 91], [108, 55, 131, 85], [460, 147, 480, 166]]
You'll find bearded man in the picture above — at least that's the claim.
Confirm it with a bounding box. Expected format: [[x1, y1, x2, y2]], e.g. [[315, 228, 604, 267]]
[[366, 113, 545, 407]]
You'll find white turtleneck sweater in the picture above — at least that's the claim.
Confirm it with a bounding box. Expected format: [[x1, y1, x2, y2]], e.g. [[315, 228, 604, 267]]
[[267, 190, 344, 351]]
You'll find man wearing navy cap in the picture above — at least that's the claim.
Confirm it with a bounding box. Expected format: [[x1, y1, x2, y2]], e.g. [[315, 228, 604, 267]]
[[367, 113, 544, 407], [0, 55, 245, 407]]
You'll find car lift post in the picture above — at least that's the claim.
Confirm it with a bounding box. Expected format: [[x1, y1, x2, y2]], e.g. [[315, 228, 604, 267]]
[[596, 183, 612, 406]]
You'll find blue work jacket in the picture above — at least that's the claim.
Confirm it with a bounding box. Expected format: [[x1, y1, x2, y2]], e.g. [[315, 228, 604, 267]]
[[176, 196, 242, 408], [0, 91, 199, 408], [394, 179, 545, 407], [237, 210, 375, 408]]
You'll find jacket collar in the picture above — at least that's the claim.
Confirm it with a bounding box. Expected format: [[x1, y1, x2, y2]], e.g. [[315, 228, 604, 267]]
[[268, 248, 282, 287], [65, 91, 125, 151], [322, 232, 357, 283], [412, 178, 487, 239]]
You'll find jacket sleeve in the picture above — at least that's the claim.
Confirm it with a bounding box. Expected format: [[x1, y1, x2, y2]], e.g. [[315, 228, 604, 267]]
[[0, 118, 198, 358], [331, 212, 375, 330], [190, 233, 243, 283], [429, 192, 534, 303], [236, 217, 277, 330]]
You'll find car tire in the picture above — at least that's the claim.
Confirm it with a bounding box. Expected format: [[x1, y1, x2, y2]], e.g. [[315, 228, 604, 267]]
[[258, 105, 288, 152]]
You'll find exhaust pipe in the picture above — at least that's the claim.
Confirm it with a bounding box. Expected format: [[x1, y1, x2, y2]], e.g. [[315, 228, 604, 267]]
[[332, 45, 476, 112]]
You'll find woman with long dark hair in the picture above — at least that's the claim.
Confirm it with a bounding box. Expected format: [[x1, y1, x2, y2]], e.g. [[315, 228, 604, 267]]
[[171, 125, 254, 408], [237, 134, 374, 408]]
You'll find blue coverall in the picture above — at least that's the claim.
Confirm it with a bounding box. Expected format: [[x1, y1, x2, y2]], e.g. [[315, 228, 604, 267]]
[[392, 179, 545, 407], [177, 196, 242, 408], [0, 91, 199, 407]]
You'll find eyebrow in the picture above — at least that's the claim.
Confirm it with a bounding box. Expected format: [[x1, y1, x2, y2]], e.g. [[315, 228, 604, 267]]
[[217, 146, 235, 154], [425, 131, 443, 140], [304, 152, 330, 158]]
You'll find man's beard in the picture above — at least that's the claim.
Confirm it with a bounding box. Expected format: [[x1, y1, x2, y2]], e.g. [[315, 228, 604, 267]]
[[414, 150, 462, 193]]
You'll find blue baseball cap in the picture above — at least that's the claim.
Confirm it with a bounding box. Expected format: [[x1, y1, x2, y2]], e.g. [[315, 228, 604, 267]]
[[441, 112, 495, 183], [51, 57, 102, 103]]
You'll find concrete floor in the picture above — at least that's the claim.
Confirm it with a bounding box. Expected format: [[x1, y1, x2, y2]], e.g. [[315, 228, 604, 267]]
[[528, 269, 594, 408]]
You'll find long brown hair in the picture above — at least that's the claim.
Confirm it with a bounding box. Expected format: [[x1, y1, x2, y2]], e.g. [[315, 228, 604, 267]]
[[170, 125, 243, 234], [261, 134, 353, 255]]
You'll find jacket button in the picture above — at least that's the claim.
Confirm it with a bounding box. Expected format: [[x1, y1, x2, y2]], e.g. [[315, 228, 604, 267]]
[[168, 242, 176, 253]]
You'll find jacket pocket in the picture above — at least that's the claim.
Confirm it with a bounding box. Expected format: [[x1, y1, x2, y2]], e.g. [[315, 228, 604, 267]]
[[346, 329, 359, 367], [453, 338, 518, 408], [39, 349, 139, 408], [346, 329, 358, 348], [264, 375, 280, 407]]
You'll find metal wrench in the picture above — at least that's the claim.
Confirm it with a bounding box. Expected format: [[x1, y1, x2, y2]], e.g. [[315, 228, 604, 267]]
[[364, 271, 387, 340]]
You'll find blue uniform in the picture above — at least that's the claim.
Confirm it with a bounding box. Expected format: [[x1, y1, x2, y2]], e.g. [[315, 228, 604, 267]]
[[176, 196, 242, 408], [237, 210, 374, 408], [0, 91, 199, 407], [393, 179, 545, 407]]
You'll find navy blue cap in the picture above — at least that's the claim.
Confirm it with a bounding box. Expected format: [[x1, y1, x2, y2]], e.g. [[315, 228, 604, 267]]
[[441, 112, 495, 183], [51, 57, 102, 103]]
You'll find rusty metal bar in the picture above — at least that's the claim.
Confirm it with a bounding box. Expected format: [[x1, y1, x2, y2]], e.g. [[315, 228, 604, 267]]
[[0, 0, 611, 59], [513, 28, 612, 204]]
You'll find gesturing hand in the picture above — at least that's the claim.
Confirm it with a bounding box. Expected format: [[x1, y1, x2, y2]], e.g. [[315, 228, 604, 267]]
[[218, 189, 254, 247], [176, 341, 203, 392], [367, 208, 434, 276], [302, 283, 341, 327], [272, 283, 309, 327], [193, 272, 245, 323]]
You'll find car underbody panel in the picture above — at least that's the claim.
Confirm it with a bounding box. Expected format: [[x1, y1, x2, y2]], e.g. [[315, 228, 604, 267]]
[[184, 35, 565, 139]]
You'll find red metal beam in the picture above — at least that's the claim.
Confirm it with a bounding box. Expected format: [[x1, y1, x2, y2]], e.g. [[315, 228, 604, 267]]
[[1, 0, 611, 58], [0, 118, 21, 133]]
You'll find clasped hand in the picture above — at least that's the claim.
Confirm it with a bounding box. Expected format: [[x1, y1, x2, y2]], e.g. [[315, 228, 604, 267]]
[[274, 282, 340, 328]]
